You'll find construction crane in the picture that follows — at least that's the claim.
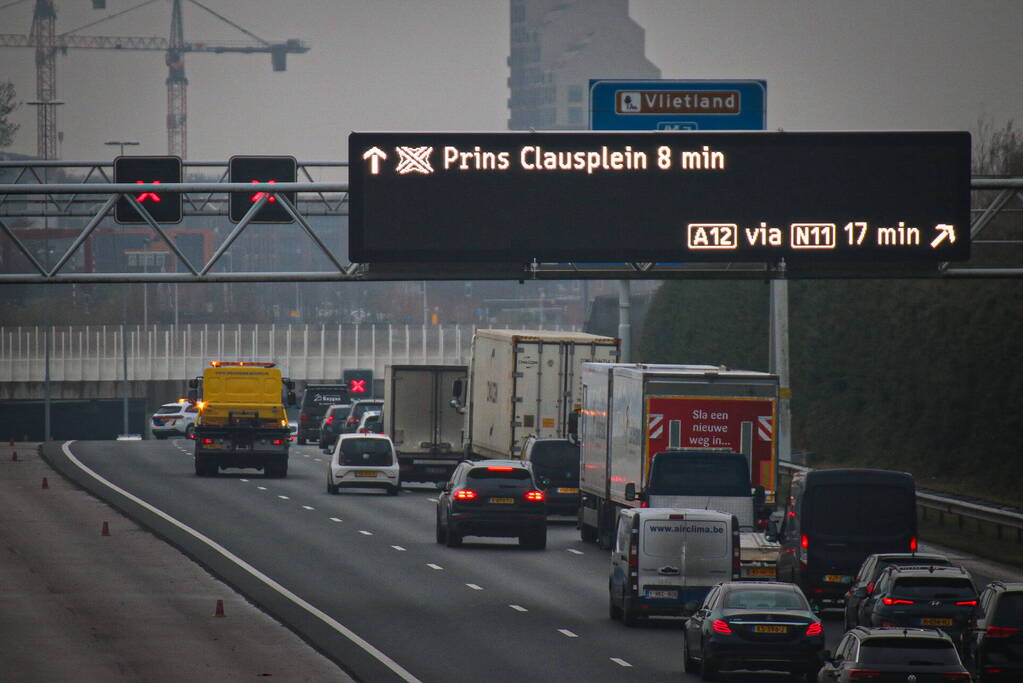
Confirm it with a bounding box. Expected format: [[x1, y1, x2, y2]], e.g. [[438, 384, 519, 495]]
[[0, 0, 310, 159]]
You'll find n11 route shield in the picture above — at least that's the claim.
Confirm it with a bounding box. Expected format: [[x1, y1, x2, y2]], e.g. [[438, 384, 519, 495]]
[[348, 131, 971, 264]]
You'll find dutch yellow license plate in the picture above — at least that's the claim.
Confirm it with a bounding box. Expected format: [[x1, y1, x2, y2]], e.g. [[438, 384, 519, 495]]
[[753, 625, 788, 634], [921, 618, 953, 626], [490, 497, 515, 504], [557, 487, 579, 494], [355, 471, 377, 478], [749, 568, 776, 577], [824, 574, 847, 583]]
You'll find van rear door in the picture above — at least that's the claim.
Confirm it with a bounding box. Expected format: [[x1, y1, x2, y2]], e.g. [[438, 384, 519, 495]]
[[679, 517, 731, 591]]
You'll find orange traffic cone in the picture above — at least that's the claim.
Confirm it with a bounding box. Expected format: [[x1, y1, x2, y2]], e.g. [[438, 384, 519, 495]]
[[101, 521, 110, 536], [213, 599, 226, 617], [41, 477, 49, 489]]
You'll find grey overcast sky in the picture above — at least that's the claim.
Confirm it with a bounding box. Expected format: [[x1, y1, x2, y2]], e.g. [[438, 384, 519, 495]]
[[2, 0, 1022, 162]]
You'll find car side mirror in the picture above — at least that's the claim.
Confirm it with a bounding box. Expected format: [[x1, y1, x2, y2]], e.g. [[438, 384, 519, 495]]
[[187, 389, 198, 401], [624, 482, 637, 501]]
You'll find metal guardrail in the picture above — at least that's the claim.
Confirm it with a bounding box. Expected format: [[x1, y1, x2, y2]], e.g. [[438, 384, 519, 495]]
[[778, 460, 1023, 544]]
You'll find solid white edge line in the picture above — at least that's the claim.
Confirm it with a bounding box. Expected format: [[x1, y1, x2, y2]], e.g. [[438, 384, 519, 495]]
[[60, 441, 421, 683]]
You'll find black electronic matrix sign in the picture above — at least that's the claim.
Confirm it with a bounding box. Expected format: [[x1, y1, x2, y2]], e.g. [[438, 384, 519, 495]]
[[348, 131, 971, 264], [342, 368, 374, 398], [114, 155, 183, 224], [228, 155, 297, 223]]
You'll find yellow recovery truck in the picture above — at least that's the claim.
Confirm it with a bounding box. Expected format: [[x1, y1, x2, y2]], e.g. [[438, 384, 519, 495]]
[[188, 361, 295, 477]]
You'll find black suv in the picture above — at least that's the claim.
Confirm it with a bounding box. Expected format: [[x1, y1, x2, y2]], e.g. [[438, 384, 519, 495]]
[[519, 436, 580, 515], [844, 552, 951, 630], [962, 581, 1023, 681], [317, 403, 350, 450], [435, 460, 548, 549], [818, 626, 970, 681], [866, 564, 978, 642]]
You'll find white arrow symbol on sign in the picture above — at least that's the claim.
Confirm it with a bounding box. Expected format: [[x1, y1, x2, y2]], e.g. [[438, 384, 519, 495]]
[[930, 223, 956, 248], [362, 146, 387, 175]]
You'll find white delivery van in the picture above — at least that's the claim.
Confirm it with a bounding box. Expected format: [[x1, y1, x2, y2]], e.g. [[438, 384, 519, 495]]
[[609, 508, 738, 626]]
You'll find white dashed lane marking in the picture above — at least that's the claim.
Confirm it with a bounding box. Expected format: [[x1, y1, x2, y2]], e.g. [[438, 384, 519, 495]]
[[358, 530, 373, 536], [391, 545, 406, 551], [329, 517, 342, 523], [558, 629, 578, 638], [257, 486, 267, 491], [610, 658, 632, 668], [509, 604, 528, 612], [466, 584, 483, 591], [426, 563, 443, 571], [567, 549, 584, 555], [278, 495, 290, 500], [302, 505, 315, 511]]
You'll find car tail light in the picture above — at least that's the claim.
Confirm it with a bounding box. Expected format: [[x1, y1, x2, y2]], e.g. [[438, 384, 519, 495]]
[[986, 626, 1021, 638], [453, 489, 478, 500], [955, 600, 977, 606], [805, 621, 823, 636], [324, 416, 333, 425], [189, 433, 196, 440], [909, 536, 918, 552], [272, 439, 284, 445], [628, 539, 638, 568], [202, 437, 214, 445], [524, 490, 545, 502], [346, 416, 358, 425], [712, 619, 732, 634], [800, 534, 809, 549], [486, 466, 514, 471], [848, 671, 881, 680], [866, 582, 875, 595], [882, 597, 914, 605]]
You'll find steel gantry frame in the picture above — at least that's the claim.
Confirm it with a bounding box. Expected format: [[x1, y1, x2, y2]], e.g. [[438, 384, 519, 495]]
[[0, 160, 1021, 282]]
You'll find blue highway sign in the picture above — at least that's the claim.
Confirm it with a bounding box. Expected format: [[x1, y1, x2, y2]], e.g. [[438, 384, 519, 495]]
[[590, 79, 766, 131]]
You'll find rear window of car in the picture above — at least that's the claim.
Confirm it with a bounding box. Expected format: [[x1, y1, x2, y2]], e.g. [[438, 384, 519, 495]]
[[723, 589, 808, 610], [806, 485, 915, 537], [891, 577, 976, 600], [873, 558, 951, 580], [155, 405, 182, 415], [326, 405, 350, 418], [338, 439, 393, 466], [363, 415, 382, 430], [528, 442, 579, 482], [859, 639, 959, 665], [992, 593, 1023, 626], [467, 467, 531, 485], [351, 402, 383, 419]]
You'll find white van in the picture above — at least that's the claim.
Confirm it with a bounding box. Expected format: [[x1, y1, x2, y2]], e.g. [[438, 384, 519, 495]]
[[609, 508, 738, 626]]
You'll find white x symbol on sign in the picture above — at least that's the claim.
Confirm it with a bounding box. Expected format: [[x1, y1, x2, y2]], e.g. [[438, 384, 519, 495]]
[[395, 146, 434, 175]]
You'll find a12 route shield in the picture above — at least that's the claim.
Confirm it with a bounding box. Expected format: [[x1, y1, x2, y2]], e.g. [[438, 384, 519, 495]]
[[348, 131, 971, 264]]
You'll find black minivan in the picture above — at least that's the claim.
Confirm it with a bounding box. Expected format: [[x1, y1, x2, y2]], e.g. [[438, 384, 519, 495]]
[[297, 383, 347, 444], [773, 468, 917, 607]]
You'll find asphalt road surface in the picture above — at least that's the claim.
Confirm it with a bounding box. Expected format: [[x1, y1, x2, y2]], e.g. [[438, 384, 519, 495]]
[[40, 439, 1023, 682]]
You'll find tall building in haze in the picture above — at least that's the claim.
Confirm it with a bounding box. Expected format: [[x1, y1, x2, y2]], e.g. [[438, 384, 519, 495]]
[[507, 0, 661, 130]]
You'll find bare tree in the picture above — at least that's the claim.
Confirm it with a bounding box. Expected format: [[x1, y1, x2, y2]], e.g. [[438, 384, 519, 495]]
[[0, 80, 20, 148]]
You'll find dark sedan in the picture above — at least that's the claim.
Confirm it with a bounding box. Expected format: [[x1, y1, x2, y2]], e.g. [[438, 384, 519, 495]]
[[682, 581, 824, 681]]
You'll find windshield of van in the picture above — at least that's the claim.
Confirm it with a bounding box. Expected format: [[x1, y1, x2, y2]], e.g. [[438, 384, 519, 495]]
[[806, 484, 914, 537], [528, 442, 579, 485], [338, 438, 393, 466], [647, 453, 750, 497]]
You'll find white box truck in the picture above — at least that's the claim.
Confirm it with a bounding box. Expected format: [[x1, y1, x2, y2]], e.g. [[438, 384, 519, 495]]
[[384, 364, 467, 485], [450, 329, 619, 460], [578, 363, 780, 579]]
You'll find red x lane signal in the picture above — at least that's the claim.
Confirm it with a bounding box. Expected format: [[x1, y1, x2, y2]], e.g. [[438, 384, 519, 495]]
[[136, 180, 162, 203], [228, 156, 296, 223], [250, 179, 277, 203], [349, 378, 367, 394], [114, 156, 182, 224]]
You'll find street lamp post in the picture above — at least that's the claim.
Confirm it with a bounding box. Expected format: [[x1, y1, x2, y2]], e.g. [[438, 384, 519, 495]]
[[105, 140, 140, 156]]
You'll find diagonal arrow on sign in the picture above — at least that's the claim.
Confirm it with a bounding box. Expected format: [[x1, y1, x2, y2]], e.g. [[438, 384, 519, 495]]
[[930, 223, 956, 248]]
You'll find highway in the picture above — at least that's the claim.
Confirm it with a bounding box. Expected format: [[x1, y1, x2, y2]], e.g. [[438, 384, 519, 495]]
[[43, 438, 1009, 683]]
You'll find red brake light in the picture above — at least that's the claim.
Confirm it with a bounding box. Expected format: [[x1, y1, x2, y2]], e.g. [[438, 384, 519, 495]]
[[325, 416, 333, 425], [453, 489, 478, 500], [202, 437, 214, 444], [486, 466, 514, 471], [986, 626, 1020, 638], [955, 600, 977, 606], [800, 534, 809, 550], [712, 619, 732, 634], [882, 597, 914, 605], [805, 621, 823, 636], [909, 536, 918, 552], [848, 671, 881, 680], [524, 490, 545, 502], [272, 439, 284, 445], [866, 582, 875, 595]]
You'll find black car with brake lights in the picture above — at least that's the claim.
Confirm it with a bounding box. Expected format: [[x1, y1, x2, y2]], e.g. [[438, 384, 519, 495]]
[[962, 581, 1023, 682], [866, 564, 978, 642], [682, 581, 824, 681], [844, 552, 952, 630], [435, 460, 548, 549], [818, 626, 970, 682], [519, 436, 580, 515]]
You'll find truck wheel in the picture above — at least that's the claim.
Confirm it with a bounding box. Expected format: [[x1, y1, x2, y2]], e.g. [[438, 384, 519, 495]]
[[326, 478, 338, 495]]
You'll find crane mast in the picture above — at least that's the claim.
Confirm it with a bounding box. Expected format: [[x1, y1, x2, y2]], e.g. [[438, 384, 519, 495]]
[[167, 0, 187, 157]]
